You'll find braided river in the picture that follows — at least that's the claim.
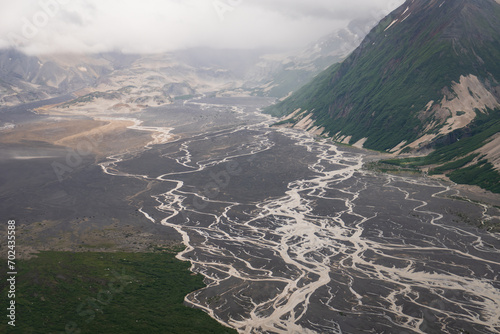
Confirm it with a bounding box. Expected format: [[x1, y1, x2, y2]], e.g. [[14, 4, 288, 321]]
[[99, 96, 500, 334]]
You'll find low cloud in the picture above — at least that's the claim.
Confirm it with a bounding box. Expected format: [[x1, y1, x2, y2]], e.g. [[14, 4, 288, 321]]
[[0, 0, 405, 55]]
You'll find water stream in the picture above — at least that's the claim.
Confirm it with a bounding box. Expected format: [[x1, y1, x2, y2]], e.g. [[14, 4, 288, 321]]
[[99, 97, 500, 334]]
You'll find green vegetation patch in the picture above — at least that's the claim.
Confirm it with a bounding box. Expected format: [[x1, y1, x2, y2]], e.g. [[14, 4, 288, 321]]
[[364, 160, 422, 176], [61, 92, 123, 107], [448, 160, 500, 194], [379, 114, 500, 194], [173, 95, 195, 101], [423, 117, 500, 166], [429, 153, 480, 175], [1, 250, 237, 334]]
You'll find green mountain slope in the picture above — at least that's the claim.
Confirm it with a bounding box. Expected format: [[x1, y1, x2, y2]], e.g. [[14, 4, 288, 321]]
[[266, 0, 500, 152], [265, 0, 500, 193]]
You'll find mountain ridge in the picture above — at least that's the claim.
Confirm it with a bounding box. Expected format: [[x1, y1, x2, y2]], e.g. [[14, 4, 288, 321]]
[[265, 0, 500, 192], [266, 0, 500, 149], [0, 13, 384, 108]]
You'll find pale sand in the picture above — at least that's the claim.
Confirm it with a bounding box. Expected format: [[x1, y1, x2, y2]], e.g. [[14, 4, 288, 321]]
[[438, 75, 499, 134], [407, 74, 500, 150], [54, 119, 136, 147], [475, 133, 500, 171], [0, 118, 154, 158]]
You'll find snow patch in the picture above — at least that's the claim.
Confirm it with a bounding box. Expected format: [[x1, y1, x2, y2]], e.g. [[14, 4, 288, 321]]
[[401, 13, 411, 22], [384, 19, 399, 31], [385, 6, 412, 31]]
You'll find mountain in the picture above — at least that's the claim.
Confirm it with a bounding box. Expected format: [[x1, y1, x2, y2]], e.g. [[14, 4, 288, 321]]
[[249, 16, 381, 98], [265, 0, 500, 192], [52, 52, 247, 114], [0, 50, 133, 106], [0, 12, 378, 107], [167, 17, 380, 99], [0, 18, 373, 111], [0, 49, 255, 110]]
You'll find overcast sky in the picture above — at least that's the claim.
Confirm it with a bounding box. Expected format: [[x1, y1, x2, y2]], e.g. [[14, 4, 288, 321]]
[[0, 0, 405, 55]]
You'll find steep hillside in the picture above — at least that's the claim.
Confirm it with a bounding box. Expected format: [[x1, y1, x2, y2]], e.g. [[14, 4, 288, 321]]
[[266, 0, 500, 152]]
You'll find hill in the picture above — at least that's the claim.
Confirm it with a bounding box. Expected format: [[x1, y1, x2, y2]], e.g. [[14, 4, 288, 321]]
[[266, 0, 500, 192]]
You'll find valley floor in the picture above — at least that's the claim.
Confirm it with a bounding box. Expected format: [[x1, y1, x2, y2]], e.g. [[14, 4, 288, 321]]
[[1, 95, 499, 334]]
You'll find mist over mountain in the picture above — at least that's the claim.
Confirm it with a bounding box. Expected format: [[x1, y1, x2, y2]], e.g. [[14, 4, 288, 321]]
[[0, 1, 403, 54], [0, 14, 382, 107], [250, 15, 381, 97], [0, 50, 136, 105]]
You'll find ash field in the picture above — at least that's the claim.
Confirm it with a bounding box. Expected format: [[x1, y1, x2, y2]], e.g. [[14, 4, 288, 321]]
[[1, 96, 500, 334]]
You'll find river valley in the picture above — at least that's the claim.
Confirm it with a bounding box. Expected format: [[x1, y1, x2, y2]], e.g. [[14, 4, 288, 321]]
[[96, 96, 500, 334]]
